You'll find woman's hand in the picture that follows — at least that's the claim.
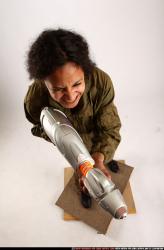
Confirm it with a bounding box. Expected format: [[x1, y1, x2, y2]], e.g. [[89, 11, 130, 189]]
[[76, 165, 89, 194], [91, 152, 111, 179], [77, 152, 111, 193]]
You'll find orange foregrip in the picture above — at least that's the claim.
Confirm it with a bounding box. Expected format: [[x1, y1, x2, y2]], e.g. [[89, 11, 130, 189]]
[[79, 161, 93, 176]]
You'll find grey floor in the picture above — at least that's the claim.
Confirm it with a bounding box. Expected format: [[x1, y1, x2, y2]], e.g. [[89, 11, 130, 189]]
[[0, 95, 163, 247]]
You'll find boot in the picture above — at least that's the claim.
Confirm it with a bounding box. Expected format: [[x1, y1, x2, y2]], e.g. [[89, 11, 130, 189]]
[[107, 160, 120, 173], [80, 190, 92, 208]]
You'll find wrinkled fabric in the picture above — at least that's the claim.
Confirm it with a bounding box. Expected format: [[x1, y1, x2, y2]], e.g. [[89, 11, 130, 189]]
[[24, 67, 121, 162]]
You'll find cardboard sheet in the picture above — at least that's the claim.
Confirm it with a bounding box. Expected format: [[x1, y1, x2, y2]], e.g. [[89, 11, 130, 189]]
[[55, 161, 134, 234]]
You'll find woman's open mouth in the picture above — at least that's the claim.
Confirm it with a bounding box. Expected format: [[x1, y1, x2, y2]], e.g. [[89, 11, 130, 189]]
[[63, 95, 80, 104]]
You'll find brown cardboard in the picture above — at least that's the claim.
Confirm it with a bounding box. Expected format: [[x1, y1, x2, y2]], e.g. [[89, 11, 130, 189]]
[[123, 182, 136, 214], [55, 161, 134, 234]]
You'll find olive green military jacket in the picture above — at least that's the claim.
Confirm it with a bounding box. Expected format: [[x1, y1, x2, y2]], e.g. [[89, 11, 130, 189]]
[[24, 67, 121, 163]]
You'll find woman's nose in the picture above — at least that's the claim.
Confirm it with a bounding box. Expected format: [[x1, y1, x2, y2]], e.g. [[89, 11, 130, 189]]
[[64, 89, 76, 101]]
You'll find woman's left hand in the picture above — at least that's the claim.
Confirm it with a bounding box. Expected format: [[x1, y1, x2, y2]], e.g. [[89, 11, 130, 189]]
[[91, 152, 111, 179]]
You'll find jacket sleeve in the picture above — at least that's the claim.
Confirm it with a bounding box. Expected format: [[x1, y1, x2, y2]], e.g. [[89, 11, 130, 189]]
[[24, 81, 52, 143], [90, 74, 121, 163]]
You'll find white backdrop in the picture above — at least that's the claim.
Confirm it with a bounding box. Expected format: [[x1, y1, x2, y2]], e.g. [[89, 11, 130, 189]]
[[0, 0, 164, 247]]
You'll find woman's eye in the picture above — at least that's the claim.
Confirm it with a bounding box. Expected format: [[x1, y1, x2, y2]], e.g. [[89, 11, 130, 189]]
[[74, 82, 81, 86], [50, 82, 81, 94], [52, 89, 64, 93]]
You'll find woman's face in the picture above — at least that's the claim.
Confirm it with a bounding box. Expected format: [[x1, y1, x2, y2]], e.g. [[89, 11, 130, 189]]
[[44, 62, 85, 109]]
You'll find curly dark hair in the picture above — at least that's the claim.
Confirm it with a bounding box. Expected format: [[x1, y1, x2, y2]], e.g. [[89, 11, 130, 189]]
[[26, 28, 96, 80]]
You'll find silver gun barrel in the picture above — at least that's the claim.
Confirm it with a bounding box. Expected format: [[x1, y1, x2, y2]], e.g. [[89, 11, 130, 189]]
[[40, 107, 127, 219]]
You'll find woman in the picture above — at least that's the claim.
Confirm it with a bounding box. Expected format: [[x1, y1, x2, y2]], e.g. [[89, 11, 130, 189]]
[[24, 28, 121, 208]]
